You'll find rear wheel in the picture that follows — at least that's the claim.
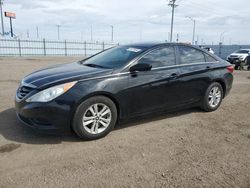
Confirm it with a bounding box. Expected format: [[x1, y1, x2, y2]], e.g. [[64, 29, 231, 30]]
[[72, 96, 117, 140], [201, 82, 223, 112]]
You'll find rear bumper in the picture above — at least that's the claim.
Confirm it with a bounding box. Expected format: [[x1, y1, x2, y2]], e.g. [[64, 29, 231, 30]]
[[224, 73, 233, 98]]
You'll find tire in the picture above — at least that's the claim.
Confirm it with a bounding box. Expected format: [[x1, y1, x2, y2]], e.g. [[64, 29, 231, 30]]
[[234, 65, 239, 70], [244, 58, 248, 65], [201, 82, 224, 112], [72, 96, 117, 140]]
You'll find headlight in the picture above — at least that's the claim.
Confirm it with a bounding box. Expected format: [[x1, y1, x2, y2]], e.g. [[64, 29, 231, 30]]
[[26, 81, 77, 102]]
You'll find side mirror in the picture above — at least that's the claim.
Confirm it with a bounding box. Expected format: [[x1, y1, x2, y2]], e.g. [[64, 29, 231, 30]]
[[129, 63, 152, 72]]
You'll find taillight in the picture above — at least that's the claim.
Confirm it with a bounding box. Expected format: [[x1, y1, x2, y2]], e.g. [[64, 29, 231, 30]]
[[227, 66, 234, 73]]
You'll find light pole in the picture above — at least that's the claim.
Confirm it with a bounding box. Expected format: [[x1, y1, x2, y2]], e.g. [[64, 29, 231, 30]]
[[168, 0, 178, 42], [220, 31, 226, 44], [186, 16, 195, 45], [219, 31, 226, 58], [56, 25, 61, 40], [90, 24, 93, 41], [111, 25, 113, 42], [36, 26, 39, 39], [0, 0, 4, 36]]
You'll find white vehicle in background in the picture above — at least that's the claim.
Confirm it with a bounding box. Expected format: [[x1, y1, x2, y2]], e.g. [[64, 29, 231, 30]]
[[227, 49, 250, 64]]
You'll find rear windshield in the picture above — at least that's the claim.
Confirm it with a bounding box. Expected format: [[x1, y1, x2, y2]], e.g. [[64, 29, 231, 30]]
[[82, 46, 147, 69]]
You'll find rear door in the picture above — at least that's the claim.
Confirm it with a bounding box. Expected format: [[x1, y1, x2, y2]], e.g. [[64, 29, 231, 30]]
[[176, 45, 216, 104]]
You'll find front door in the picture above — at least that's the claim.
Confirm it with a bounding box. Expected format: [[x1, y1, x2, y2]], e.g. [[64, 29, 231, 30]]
[[126, 45, 182, 117]]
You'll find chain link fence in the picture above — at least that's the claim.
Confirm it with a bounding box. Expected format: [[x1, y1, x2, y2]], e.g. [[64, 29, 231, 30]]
[[1, 39, 250, 59], [0, 39, 118, 56]]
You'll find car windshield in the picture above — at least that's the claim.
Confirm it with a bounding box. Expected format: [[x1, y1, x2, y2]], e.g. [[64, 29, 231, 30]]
[[81, 46, 147, 69], [235, 49, 249, 54]]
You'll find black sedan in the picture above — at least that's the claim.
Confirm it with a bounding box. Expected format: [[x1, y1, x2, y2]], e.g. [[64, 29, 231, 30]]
[[15, 42, 234, 140]]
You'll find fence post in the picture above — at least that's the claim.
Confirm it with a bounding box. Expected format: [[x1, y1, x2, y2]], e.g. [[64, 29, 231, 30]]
[[64, 40, 67, 56], [102, 42, 105, 51], [43, 39, 46, 56], [84, 41, 87, 57], [18, 39, 21, 56]]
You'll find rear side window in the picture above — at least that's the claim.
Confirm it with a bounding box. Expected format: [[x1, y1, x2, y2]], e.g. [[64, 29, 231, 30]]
[[204, 53, 217, 62], [178, 46, 205, 64], [138, 46, 175, 68]]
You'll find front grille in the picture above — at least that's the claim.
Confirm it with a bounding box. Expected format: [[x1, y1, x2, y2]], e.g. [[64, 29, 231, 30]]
[[17, 85, 34, 100], [230, 55, 238, 58], [228, 57, 239, 61]]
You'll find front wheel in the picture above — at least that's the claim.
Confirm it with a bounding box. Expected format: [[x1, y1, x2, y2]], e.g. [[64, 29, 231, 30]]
[[201, 82, 223, 112], [72, 96, 117, 140]]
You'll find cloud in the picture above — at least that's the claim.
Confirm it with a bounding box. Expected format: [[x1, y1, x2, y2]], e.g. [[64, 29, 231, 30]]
[[2, 0, 250, 44], [7, 0, 48, 9]]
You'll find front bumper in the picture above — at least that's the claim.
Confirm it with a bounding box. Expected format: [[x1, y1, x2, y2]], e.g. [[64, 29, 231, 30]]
[[15, 97, 73, 134], [227, 57, 240, 63]]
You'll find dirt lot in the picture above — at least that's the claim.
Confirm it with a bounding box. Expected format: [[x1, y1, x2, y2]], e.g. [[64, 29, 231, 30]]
[[0, 57, 249, 188]]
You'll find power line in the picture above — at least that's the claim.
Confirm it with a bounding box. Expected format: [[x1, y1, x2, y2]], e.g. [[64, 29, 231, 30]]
[[168, 0, 178, 42], [181, 0, 230, 16]]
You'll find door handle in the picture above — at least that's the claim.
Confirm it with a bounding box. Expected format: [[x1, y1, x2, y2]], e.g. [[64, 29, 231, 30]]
[[169, 73, 179, 78], [206, 66, 211, 70]]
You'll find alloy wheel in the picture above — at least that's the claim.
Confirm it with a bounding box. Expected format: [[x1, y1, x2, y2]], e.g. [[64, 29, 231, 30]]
[[208, 86, 222, 108], [82, 103, 112, 134]]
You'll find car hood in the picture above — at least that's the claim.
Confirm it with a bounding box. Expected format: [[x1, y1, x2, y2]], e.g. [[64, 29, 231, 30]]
[[22, 62, 113, 89], [229, 53, 248, 57]]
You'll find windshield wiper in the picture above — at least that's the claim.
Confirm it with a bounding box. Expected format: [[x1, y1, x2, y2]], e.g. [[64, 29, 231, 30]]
[[84, 63, 106, 69]]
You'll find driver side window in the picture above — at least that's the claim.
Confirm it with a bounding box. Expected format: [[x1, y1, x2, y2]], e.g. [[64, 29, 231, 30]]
[[138, 46, 176, 68]]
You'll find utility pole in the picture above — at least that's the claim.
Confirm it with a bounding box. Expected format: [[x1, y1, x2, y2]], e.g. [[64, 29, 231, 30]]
[[0, 0, 4, 36], [56, 24, 61, 40], [36, 26, 39, 39], [111, 25, 114, 42], [168, 0, 178, 42], [186, 16, 196, 45]]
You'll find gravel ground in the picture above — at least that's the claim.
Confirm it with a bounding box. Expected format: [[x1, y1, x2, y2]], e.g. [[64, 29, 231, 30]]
[[0, 57, 249, 188]]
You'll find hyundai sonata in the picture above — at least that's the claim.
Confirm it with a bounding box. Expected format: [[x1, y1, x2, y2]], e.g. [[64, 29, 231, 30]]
[[15, 42, 234, 140]]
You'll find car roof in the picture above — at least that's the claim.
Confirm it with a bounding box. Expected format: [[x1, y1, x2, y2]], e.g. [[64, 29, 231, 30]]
[[123, 42, 192, 48], [124, 42, 167, 48]]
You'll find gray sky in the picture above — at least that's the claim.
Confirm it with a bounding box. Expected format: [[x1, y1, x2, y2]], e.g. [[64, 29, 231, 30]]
[[2, 0, 250, 44]]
